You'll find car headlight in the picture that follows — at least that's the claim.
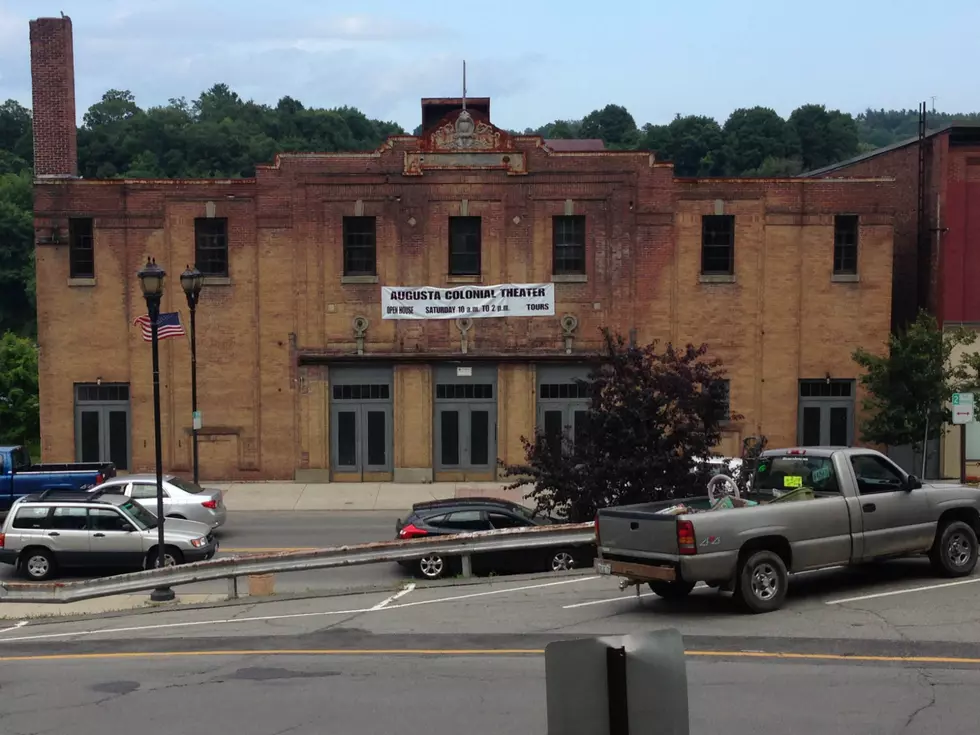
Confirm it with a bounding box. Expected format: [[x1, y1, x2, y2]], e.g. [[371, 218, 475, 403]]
[[190, 536, 208, 548]]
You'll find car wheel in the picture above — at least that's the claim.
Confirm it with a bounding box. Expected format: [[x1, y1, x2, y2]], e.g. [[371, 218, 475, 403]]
[[550, 550, 577, 572], [416, 554, 446, 580], [20, 548, 56, 581], [735, 550, 788, 614], [146, 546, 185, 569], [648, 580, 696, 600], [930, 520, 979, 578]]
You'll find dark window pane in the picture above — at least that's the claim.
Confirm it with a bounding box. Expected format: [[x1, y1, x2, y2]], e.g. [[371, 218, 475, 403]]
[[107, 410, 129, 471], [701, 215, 735, 275], [366, 411, 386, 467], [829, 407, 849, 446], [441, 411, 460, 465], [12, 506, 50, 529], [470, 410, 490, 465], [336, 411, 357, 467], [573, 410, 589, 448], [443, 510, 490, 531], [709, 379, 731, 421], [50, 507, 88, 531], [833, 215, 858, 275], [850, 455, 905, 494], [449, 216, 481, 275], [80, 410, 101, 462], [194, 218, 229, 277], [802, 407, 821, 446], [488, 512, 530, 529], [553, 215, 586, 275], [436, 385, 447, 400], [380, 385, 390, 399], [333, 386, 342, 400], [544, 410, 563, 454], [89, 508, 130, 532], [69, 218, 95, 279], [343, 216, 377, 276]]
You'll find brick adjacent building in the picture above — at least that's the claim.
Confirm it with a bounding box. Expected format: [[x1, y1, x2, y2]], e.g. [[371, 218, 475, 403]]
[[806, 120, 980, 478], [31, 16, 897, 481]]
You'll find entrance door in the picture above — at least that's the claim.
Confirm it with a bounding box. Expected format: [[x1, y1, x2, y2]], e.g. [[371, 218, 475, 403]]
[[329, 366, 394, 480], [797, 380, 854, 447], [536, 365, 590, 453], [75, 384, 131, 471], [433, 364, 498, 480]]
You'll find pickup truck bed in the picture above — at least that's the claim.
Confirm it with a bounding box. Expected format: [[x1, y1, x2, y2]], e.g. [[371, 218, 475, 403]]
[[595, 447, 980, 613], [0, 445, 115, 513]]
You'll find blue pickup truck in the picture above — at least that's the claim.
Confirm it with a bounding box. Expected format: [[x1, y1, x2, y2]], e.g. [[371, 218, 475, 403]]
[[0, 445, 116, 513]]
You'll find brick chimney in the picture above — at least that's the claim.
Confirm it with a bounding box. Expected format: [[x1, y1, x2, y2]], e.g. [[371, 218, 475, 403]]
[[29, 16, 78, 178]]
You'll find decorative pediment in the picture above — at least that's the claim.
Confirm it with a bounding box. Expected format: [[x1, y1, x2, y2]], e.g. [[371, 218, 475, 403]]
[[422, 109, 514, 152]]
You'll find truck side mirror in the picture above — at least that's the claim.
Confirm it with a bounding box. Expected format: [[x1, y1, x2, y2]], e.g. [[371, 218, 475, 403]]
[[906, 475, 922, 491]]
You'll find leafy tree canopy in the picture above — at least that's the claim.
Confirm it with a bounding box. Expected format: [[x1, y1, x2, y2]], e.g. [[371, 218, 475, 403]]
[[852, 311, 978, 455], [0, 331, 39, 445], [503, 331, 738, 521]]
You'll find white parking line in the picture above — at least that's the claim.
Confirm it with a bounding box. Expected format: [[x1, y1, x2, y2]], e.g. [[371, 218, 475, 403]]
[[826, 576, 980, 605], [371, 583, 416, 610], [0, 576, 599, 644], [0, 621, 28, 634]]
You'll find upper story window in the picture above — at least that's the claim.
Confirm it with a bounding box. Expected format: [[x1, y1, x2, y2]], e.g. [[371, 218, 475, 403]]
[[194, 218, 228, 277], [709, 379, 731, 422], [552, 215, 586, 275], [701, 215, 735, 276], [833, 215, 858, 276], [343, 216, 377, 276], [68, 217, 94, 279], [449, 216, 481, 276]]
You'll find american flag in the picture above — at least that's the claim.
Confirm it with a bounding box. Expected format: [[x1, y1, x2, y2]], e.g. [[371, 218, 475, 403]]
[[133, 312, 186, 342]]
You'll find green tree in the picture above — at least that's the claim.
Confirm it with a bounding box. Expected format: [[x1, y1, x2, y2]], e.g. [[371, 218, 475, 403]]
[[503, 331, 737, 521], [721, 106, 799, 175], [0, 331, 40, 444], [788, 104, 860, 171], [0, 171, 34, 336], [852, 311, 976, 467], [654, 115, 726, 176], [579, 104, 638, 148]]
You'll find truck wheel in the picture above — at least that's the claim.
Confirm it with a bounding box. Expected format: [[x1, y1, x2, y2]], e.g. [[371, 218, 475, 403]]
[[930, 521, 978, 578], [19, 548, 56, 581], [648, 580, 696, 600], [735, 550, 788, 613]]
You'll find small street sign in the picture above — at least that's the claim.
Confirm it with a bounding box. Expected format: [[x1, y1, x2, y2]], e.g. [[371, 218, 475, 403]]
[[953, 393, 975, 425], [953, 392, 974, 406], [192, 410, 202, 430]]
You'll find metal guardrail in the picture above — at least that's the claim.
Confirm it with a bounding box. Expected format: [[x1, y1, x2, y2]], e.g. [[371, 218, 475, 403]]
[[0, 522, 596, 604]]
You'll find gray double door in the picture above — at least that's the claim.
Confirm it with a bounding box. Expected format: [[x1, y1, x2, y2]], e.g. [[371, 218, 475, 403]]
[[75, 384, 131, 471], [330, 367, 394, 475], [798, 379, 855, 447], [434, 365, 497, 472], [537, 365, 590, 451]]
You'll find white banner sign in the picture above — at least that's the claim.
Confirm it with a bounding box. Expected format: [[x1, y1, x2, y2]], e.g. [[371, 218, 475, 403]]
[[381, 283, 555, 320]]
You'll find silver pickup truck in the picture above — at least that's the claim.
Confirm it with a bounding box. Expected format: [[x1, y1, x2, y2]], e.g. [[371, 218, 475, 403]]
[[594, 447, 980, 613]]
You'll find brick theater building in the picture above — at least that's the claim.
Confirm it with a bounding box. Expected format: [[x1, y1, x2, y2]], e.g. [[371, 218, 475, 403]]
[[31, 16, 898, 481]]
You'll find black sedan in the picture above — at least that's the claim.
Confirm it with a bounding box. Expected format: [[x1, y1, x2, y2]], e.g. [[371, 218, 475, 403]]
[[394, 497, 595, 580]]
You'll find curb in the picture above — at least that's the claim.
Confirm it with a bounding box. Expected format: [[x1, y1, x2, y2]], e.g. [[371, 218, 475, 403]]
[[0, 568, 594, 628]]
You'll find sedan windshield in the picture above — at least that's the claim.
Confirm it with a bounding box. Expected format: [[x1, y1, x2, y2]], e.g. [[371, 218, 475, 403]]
[[119, 499, 158, 530], [168, 477, 205, 494]]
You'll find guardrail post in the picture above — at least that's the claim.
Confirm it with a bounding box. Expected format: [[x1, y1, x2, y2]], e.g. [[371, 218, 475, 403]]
[[227, 575, 239, 600], [461, 554, 473, 578]]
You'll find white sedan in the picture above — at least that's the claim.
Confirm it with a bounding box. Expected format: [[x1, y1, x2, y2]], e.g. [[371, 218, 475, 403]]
[[95, 474, 227, 529]]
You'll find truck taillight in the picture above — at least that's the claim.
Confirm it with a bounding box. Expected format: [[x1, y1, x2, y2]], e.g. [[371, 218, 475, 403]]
[[0, 533, 5, 548], [95, 473, 104, 485], [677, 519, 697, 555], [594, 513, 600, 546]]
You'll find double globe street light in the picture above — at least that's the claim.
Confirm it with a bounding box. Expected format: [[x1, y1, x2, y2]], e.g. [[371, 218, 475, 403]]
[[180, 265, 204, 485]]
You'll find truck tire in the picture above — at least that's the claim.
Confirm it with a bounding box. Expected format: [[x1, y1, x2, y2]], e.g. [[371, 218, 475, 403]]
[[648, 580, 696, 600], [929, 521, 978, 578], [735, 550, 788, 614]]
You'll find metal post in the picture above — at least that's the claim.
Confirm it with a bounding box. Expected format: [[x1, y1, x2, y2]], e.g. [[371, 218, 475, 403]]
[[460, 554, 473, 578], [189, 301, 199, 485], [961, 423, 968, 485], [606, 645, 630, 735], [148, 295, 174, 603], [227, 575, 239, 600]]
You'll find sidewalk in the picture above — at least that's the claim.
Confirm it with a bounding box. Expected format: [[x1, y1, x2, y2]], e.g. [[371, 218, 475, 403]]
[[213, 481, 533, 512]]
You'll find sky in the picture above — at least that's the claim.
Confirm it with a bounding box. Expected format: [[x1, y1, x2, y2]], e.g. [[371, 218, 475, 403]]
[[0, 0, 977, 132]]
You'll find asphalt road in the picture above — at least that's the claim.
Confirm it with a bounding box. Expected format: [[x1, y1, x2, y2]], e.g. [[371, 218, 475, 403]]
[[6, 559, 980, 733], [0, 511, 412, 594]]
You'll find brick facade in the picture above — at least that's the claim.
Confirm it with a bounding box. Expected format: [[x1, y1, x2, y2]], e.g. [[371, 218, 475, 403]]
[[29, 16, 77, 178], [30, 17, 898, 481]]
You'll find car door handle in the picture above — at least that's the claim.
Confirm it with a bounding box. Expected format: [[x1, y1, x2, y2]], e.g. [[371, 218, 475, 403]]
[[93, 533, 106, 538], [863, 503, 877, 512], [47, 531, 60, 537]]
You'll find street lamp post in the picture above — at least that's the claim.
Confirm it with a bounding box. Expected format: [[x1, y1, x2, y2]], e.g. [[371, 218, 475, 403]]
[[180, 265, 204, 485], [138, 257, 175, 603]]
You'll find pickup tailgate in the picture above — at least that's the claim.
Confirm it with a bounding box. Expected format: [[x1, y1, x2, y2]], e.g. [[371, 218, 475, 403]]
[[598, 502, 685, 558]]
